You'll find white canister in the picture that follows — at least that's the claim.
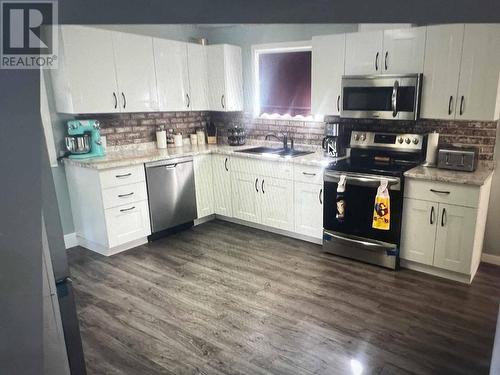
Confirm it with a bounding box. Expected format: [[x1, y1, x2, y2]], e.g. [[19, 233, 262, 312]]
[[197, 130, 206, 145], [190, 133, 198, 146], [174, 133, 183, 147], [156, 130, 167, 149], [183, 137, 191, 146]]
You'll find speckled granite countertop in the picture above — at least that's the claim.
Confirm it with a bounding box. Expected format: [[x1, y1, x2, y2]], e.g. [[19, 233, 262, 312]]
[[64, 142, 343, 170], [404, 164, 494, 186]]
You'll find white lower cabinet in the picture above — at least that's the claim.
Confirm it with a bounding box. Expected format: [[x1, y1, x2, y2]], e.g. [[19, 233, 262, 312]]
[[194, 154, 214, 218], [294, 182, 323, 239], [106, 201, 151, 248], [212, 154, 233, 217], [400, 176, 492, 283], [232, 171, 262, 223], [261, 177, 294, 231]]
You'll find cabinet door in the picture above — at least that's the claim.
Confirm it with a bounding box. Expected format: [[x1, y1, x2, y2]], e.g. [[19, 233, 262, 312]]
[[294, 182, 323, 238], [222, 45, 244, 111], [194, 154, 214, 219], [433, 204, 476, 274], [58, 26, 119, 113], [382, 27, 426, 74], [420, 24, 464, 119], [207, 45, 226, 111], [400, 198, 438, 265], [105, 200, 151, 248], [345, 31, 384, 75], [187, 43, 210, 110], [312, 34, 345, 116], [212, 154, 232, 217], [112, 31, 158, 112], [260, 177, 294, 231], [456, 24, 500, 121], [231, 172, 261, 224], [153, 38, 190, 111]]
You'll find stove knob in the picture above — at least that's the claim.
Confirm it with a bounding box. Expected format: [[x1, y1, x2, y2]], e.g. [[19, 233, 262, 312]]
[[360, 133, 366, 141], [398, 137, 404, 144], [353, 133, 360, 141], [405, 138, 411, 144], [412, 138, 419, 145]]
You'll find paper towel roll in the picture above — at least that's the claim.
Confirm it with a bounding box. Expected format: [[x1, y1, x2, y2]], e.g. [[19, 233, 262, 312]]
[[424, 132, 439, 166]]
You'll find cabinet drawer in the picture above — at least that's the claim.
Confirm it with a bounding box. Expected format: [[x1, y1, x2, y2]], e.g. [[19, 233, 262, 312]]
[[404, 178, 480, 208], [105, 200, 151, 248], [101, 182, 148, 209], [231, 156, 293, 180], [293, 165, 323, 184], [100, 165, 145, 189]]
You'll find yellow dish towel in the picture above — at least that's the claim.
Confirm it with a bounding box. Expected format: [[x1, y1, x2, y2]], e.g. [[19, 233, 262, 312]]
[[372, 179, 390, 230]]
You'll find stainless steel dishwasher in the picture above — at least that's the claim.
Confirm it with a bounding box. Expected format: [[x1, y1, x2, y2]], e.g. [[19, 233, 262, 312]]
[[145, 156, 197, 235]]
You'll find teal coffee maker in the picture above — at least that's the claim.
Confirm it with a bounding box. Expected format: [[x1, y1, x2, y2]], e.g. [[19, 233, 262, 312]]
[[65, 120, 105, 159]]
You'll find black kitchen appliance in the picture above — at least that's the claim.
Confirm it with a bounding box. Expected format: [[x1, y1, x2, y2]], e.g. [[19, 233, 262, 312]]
[[323, 131, 426, 269], [322, 122, 349, 158]]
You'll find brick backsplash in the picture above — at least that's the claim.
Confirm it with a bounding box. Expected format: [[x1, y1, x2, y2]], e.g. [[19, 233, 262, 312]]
[[75, 111, 210, 146], [212, 112, 498, 161], [75, 111, 498, 160]]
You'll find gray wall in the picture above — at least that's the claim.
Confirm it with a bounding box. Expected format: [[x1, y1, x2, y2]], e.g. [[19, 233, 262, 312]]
[[200, 24, 357, 112], [484, 121, 500, 256]]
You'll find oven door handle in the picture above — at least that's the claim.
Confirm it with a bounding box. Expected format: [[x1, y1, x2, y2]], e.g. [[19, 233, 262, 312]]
[[324, 171, 400, 190], [324, 230, 397, 250]]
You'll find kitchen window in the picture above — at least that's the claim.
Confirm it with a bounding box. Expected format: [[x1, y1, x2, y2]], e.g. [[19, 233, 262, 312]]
[[253, 43, 312, 119]]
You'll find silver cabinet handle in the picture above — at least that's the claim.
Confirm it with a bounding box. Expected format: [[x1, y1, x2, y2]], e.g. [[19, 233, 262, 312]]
[[448, 96, 453, 115], [261, 179, 265, 194], [441, 208, 447, 227], [375, 52, 379, 71], [319, 188, 323, 205], [113, 92, 117, 109], [115, 173, 132, 178], [118, 192, 134, 198], [459, 95, 465, 115], [430, 206, 435, 225], [384, 51, 388, 70], [391, 80, 399, 118], [165, 163, 177, 169], [186, 93, 190, 108], [120, 206, 135, 212], [255, 178, 259, 192], [121, 92, 126, 109]]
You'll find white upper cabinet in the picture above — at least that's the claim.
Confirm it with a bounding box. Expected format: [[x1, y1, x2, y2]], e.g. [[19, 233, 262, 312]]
[[153, 39, 190, 111], [187, 43, 210, 111], [382, 27, 426, 74], [420, 24, 464, 120], [207, 44, 244, 111], [456, 24, 500, 121], [345, 31, 384, 75], [112, 31, 158, 112], [52, 26, 120, 114], [311, 34, 346, 116]]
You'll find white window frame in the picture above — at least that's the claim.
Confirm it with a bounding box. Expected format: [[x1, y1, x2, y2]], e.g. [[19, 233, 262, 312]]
[[252, 41, 317, 121]]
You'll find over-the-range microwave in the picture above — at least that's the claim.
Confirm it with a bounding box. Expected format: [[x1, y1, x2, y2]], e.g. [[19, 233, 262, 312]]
[[340, 74, 422, 120]]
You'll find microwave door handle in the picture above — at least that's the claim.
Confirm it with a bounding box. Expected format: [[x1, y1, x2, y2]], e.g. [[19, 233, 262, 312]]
[[391, 80, 399, 118]]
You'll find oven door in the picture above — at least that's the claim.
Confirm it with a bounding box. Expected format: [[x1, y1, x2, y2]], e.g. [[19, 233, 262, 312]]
[[322, 171, 403, 269], [341, 74, 421, 120]]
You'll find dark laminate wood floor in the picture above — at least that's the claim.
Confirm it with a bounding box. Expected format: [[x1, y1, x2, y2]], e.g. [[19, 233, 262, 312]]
[[68, 220, 500, 375]]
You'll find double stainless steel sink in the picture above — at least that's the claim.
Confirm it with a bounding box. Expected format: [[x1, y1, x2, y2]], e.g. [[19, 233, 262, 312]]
[[235, 146, 313, 158]]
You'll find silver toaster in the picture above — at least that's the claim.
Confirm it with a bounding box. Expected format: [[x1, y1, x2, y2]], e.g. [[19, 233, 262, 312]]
[[437, 145, 478, 172]]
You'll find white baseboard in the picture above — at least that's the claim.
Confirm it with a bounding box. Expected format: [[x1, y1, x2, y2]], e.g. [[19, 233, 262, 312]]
[[482, 253, 500, 266], [64, 232, 78, 249]]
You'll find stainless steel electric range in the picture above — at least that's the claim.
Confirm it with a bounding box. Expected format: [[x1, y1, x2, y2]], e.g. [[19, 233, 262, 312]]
[[323, 131, 426, 269]]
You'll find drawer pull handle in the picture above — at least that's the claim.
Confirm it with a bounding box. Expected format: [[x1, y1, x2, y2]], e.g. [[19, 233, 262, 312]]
[[118, 192, 134, 198], [430, 189, 450, 194], [116, 173, 132, 178], [120, 206, 135, 212], [302, 172, 316, 176]]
